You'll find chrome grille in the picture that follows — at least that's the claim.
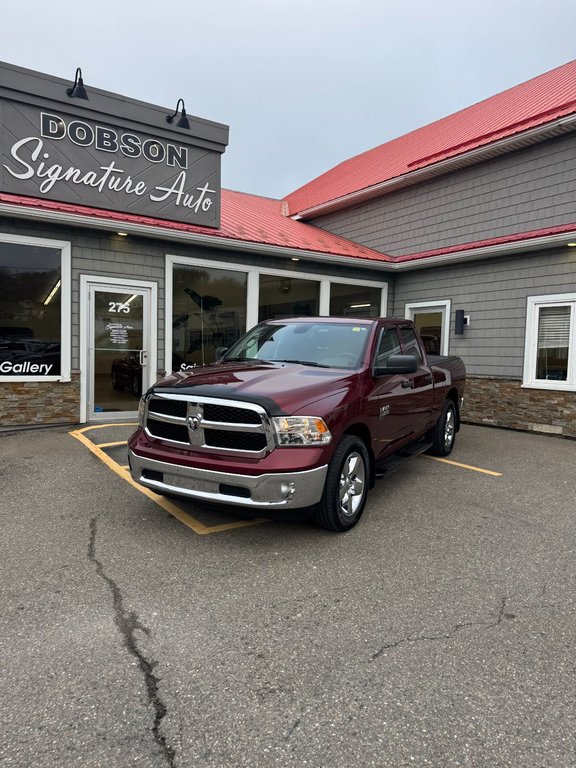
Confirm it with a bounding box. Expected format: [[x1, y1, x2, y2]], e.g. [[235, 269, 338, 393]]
[[144, 394, 275, 455]]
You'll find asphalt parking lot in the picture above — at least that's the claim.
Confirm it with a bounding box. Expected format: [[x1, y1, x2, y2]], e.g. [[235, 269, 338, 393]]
[[1, 423, 575, 767]]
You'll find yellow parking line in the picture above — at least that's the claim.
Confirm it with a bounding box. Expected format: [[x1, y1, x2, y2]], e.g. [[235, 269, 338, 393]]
[[75, 423, 138, 431], [423, 455, 503, 476], [97, 440, 128, 448], [69, 426, 268, 534]]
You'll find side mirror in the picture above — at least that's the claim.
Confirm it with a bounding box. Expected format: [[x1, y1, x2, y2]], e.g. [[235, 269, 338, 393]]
[[374, 354, 418, 377], [215, 346, 229, 361]]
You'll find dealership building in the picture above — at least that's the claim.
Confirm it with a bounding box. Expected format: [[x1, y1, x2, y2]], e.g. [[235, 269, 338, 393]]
[[1, 59, 575, 436]]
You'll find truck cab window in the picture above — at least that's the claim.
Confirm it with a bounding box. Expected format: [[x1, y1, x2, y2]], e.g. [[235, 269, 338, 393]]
[[375, 327, 402, 367], [399, 326, 423, 363]]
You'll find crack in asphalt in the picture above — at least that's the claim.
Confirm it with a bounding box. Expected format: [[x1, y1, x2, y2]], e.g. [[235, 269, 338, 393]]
[[285, 718, 301, 740], [88, 518, 175, 767], [371, 596, 508, 660]]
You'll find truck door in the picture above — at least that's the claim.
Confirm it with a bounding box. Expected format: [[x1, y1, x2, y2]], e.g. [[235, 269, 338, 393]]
[[397, 324, 435, 435], [366, 325, 422, 459]]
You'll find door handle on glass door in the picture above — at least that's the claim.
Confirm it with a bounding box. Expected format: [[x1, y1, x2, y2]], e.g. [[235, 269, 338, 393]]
[[139, 350, 148, 366]]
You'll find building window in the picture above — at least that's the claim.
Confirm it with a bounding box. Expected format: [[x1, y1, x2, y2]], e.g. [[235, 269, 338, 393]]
[[167, 254, 388, 372], [0, 234, 71, 381], [329, 283, 383, 317], [258, 275, 320, 321], [405, 300, 451, 355], [524, 294, 576, 390], [171, 264, 247, 369]]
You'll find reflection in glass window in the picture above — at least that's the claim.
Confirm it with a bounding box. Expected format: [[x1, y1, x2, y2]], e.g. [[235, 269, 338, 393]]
[[258, 275, 319, 322], [224, 321, 370, 369], [172, 265, 247, 369], [329, 283, 381, 317], [375, 327, 402, 367], [0, 242, 62, 376], [399, 326, 423, 363], [536, 305, 571, 381]]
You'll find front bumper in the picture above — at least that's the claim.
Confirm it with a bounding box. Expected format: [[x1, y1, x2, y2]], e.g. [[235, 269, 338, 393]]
[[128, 449, 328, 509]]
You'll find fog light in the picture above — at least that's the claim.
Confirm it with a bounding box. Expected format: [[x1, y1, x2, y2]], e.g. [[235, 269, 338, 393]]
[[281, 482, 296, 500]]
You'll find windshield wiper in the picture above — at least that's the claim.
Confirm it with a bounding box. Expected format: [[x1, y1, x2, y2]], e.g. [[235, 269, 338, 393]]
[[222, 356, 250, 362], [272, 359, 330, 368]]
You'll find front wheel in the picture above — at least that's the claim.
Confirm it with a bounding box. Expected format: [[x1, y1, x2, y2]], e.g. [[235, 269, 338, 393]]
[[314, 435, 370, 532], [428, 401, 457, 457]]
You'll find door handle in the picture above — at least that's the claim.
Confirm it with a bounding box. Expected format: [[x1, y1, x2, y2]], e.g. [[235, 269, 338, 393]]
[[139, 349, 148, 366], [401, 379, 414, 389]]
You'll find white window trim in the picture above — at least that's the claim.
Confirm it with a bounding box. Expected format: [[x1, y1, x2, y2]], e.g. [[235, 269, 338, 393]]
[[523, 293, 576, 391], [165, 254, 388, 374], [0, 232, 71, 383], [404, 300, 451, 356]]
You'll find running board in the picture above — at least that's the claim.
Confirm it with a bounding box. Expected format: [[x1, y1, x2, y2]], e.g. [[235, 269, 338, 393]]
[[374, 439, 433, 479]]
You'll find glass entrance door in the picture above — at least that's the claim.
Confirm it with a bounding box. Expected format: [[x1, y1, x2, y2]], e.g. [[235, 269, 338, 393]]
[[89, 284, 151, 418]]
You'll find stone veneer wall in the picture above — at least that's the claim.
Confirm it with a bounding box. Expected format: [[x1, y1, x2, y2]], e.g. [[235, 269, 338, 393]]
[[0, 373, 80, 428], [2, 372, 574, 438], [462, 376, 576, 438]]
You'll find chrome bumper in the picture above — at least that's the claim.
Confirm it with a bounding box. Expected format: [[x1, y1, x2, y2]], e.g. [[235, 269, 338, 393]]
[[128, 450, 328, 509]]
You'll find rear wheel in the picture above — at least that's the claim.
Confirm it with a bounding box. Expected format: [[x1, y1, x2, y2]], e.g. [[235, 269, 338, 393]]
[[429, 401, 456, 457], [314, 435, 370, 532]]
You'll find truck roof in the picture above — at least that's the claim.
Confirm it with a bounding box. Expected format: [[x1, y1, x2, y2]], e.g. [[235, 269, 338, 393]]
[[264, 316, 409, 325]]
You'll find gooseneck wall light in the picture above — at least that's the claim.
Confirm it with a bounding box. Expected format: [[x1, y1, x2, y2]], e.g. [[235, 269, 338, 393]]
[[166, 99, 191, 130], [66, 67, 89, 100]]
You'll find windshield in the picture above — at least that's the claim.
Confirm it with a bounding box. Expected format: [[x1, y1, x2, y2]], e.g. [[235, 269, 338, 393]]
[[222, 321, 371, 369]]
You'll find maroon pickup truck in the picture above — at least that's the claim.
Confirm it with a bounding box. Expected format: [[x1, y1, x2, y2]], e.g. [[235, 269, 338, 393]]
[[128, 317, 465, 531]]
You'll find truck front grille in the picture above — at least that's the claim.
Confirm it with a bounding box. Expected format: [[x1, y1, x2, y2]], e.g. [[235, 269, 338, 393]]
[[144, 394, 274, 456], [147, 419, 189, 443], [206, 429, 267, 451]]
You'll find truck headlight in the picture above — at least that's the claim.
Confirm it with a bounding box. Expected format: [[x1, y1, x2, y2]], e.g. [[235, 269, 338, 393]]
[[272, 416, 332, 446]]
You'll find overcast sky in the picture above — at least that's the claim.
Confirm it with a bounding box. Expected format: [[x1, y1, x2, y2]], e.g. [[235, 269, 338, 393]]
[[3, 0, 576, 199]]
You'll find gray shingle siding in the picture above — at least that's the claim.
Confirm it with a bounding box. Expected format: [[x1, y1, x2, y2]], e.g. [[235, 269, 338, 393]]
[[311, 133, 576, 256], [393, 247, 576, 377], [0, 218, 390, 373]]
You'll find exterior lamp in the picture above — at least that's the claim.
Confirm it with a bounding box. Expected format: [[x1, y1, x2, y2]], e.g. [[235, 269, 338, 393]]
[[166, 99, 191, 130], [66, 68, 89, 100], [455, 309, 469, 335]]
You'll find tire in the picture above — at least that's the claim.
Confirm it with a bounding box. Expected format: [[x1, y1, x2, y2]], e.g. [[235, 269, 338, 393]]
[[111, 370, 121, 390], [428, 400, 457, 457], [132, 375, 140, 397], [314, 435, 370, 532]]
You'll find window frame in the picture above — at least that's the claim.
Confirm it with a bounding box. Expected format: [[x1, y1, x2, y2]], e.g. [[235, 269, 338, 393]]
[[165, 254, 388, 373], [523, 293, 576, 391], [0, 232, 71, 383], [404, 300, 451, 356]]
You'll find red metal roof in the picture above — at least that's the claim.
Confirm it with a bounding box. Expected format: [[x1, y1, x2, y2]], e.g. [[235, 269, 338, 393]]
[[0, 189, 392, 264], [285, 59, 576, 216], [2, 192, 573, 268]]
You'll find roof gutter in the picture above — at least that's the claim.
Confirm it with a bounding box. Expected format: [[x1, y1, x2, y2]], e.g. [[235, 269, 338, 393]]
[[392, 229, 576, 270], [0, 201, 394, 271], [291, 113, 576, 220]]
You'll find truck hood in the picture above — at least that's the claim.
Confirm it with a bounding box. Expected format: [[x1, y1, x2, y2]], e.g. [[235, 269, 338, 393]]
[[151, 361, 358, 416]]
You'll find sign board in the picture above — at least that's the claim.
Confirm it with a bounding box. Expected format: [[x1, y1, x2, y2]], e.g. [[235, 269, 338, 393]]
[[0, 63, 229, 228]]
